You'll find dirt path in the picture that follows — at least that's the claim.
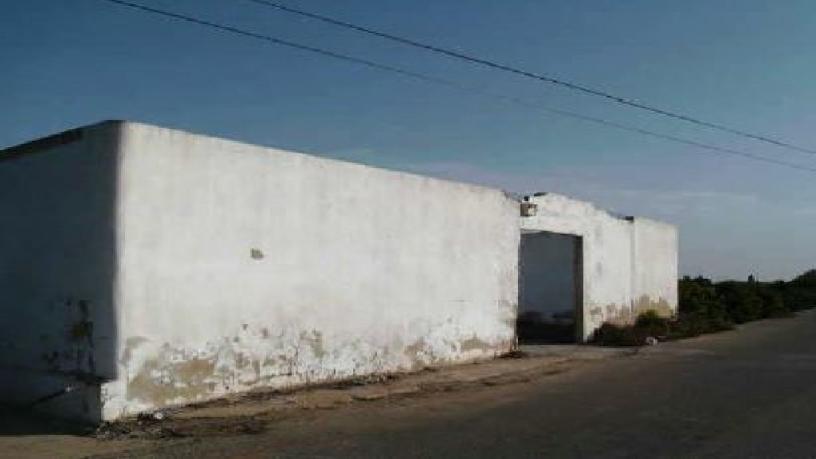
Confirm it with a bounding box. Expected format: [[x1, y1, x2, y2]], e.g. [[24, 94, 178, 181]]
[[102, 310, 816, 458], [7, 311, 815, 458], [0, 345, 628, 458]]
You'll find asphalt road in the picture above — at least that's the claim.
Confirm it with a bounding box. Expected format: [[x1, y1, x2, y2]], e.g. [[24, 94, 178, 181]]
[[128, 309, 816, 459]]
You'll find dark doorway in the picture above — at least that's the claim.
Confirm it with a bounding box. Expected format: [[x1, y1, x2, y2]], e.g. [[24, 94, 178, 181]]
[[517, 231, 583, 343]]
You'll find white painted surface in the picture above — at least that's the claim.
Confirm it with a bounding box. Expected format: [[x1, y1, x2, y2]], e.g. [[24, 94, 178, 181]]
[[633, 218, 679, 311], [1, 121, 519, 421], [98, 122, 519, 419], [1, 121, 677, 422], [520, 193, 678, 340]]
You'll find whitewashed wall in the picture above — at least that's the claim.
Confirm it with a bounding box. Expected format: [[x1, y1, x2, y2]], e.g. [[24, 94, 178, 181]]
[[632, 218, 679, 314], [98, 122, 519, 419], [1, 120, 677, 422], [0, 123, 122, 422], [520, 193, 677, 340]]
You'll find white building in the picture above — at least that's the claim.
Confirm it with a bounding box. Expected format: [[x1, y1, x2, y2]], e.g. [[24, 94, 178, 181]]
[[519, 193, 678, 341], [0, 121, 677, 422]]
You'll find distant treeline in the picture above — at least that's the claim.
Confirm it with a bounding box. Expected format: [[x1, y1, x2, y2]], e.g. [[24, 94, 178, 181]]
[[594, 270, 816, 346], [680, 269, 816, 334]]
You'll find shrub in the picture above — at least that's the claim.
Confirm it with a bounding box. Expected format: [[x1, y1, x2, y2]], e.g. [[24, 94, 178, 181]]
[[782, 272, 816, 310], [591, 310, 669, 346], [592, 270, 816, 347], [792, 269, 816, 288], [669, 311, 734, 339], [717, 281, 763, 324], [678, 276, 733, 334], [758, 287, 791, 318], [634, 310, 671, 338], [591, 322, 645, 347]]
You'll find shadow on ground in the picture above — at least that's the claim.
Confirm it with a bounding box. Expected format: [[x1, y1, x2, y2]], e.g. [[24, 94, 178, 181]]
[[0, 405, 92, 437]]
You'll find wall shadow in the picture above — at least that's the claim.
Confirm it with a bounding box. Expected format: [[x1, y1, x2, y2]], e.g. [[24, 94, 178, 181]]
[[0, 404, 94, 436], [0, 122, 121, 427]]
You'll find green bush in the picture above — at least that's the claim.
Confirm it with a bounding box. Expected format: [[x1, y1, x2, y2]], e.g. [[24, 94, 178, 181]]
[[677, 276, 734, 334], [783, 271, 816, 310], [758, 287, 791, 318], [717, 281, 764, 323], [591, 310, 669, 346], [591, 322, 646, 347], [634, 310, 671, 337], [669, 311, 734, 339], [792, 269, 816, 287], [592, 270, 816, 347]]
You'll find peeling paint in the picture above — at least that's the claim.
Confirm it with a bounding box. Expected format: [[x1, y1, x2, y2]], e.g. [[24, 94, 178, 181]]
[[633, 295, 673, 318], [598, 296, 674, 327], [404, 338, 440, 369], [460, 336, 492, 353], [3, 121, 521, 422], [299, 330, 326, 359], [117, 320, 512, 415], [521, 193, 678, 340], [121, 336, 149, 367], [128, 354, 217, 405]]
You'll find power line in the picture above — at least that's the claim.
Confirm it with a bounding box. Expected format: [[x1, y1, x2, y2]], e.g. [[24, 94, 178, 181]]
[[247, 0, 816, 158], [98, 0, 816, 174]]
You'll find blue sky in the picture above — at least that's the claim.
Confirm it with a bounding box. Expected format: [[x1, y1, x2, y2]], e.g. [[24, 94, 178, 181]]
[[3, 0, 815, 280]]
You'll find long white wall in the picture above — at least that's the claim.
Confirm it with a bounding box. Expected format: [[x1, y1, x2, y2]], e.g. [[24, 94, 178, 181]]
[[99, 122, 519, 419], [1, 121, 678, 422], [520, 193, 678, 340]]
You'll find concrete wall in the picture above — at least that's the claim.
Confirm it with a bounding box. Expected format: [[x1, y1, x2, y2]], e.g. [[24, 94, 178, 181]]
[[0, 123, 122, 422], [520, 193, 678, 340], [518, 232, 579, 321], [94, 122, 519, 419], [0, 120, 677, 421], [632, 218, 679, 316]]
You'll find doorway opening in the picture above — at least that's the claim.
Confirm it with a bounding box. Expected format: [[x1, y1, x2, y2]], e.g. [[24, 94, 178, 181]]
[[517, 231, 583, 343]]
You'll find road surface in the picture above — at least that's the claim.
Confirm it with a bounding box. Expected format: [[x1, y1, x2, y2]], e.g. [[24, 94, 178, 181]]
[[112, 310, 816, 458]]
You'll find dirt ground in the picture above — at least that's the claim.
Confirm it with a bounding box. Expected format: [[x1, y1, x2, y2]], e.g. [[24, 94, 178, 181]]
[[84, 310, 816, 458], [0, 346, 630, 458]]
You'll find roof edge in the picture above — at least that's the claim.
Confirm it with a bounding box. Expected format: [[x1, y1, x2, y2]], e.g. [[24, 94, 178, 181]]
[[0, 120, 128, 163]]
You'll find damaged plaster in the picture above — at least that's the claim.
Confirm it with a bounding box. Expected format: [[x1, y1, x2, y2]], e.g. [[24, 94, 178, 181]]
[[95, 121, 519, 419], [108, 319, 512, 418], [520, 193, 678, 340], [1, 121, 675, 423]]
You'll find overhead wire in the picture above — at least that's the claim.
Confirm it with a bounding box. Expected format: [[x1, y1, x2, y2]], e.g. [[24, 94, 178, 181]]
[[247, 0, 816, 157], [99, 0, 816, 174]]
